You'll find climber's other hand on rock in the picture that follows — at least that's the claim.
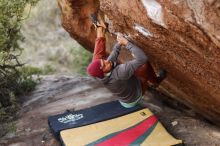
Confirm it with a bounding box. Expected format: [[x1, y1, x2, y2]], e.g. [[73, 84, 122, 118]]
[[117, 33, 128, 46]]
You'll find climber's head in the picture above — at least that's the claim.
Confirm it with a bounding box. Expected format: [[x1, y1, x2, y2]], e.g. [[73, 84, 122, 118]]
[[87, 59, 112, 79]]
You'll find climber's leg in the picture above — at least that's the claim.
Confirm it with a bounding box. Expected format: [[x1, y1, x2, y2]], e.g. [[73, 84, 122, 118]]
[[135, 62, 166, 94]]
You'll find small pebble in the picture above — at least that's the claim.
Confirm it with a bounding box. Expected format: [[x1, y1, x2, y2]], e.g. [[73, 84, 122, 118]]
[[171, 121, 178, 126]]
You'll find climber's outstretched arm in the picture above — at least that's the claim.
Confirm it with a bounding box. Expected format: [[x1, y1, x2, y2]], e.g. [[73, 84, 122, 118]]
[[116, 35, 148, 79]]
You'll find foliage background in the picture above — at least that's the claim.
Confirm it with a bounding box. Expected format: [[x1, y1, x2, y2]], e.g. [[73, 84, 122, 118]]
[[0, 0, 92, 125], [0, 0, 40, 123], [20, 0, 92, 76]]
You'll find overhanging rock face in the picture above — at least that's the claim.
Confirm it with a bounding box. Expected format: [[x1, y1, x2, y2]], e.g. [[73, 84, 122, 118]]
[[57, 0, 220, 125]]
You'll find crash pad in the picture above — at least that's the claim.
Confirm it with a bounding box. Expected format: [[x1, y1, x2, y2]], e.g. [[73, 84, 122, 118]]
[[48, 100, 143, 139], [60, 108, 182, 146]]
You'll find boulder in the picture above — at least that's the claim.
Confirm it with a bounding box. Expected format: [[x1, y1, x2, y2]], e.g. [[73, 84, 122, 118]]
[[57, 0, 220, 125]]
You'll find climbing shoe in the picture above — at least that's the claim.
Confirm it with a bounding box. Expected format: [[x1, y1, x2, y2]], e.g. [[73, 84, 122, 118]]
[[157, 69, 167, 83], [90, 13, 109, 32], [90, 13, 101, 29]]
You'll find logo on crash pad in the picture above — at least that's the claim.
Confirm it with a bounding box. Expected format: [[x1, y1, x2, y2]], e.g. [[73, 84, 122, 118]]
[[58, 113, 84, 123]]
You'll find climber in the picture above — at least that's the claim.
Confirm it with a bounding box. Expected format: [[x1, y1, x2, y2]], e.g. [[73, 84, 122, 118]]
[[87, 14, 166, 108]]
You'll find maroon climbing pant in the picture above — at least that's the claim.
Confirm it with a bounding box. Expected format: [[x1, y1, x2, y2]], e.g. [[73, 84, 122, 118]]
[[93, 37, 158, 94]]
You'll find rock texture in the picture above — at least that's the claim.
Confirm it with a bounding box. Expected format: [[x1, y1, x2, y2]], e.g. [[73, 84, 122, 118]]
[[57, 0, 220, 125]]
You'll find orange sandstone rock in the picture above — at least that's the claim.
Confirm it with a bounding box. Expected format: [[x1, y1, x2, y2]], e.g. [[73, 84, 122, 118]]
[[57, 0, 220, 126]]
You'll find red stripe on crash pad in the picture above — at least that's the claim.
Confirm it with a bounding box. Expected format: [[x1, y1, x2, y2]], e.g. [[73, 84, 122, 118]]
[[96, 115, 157, 146]]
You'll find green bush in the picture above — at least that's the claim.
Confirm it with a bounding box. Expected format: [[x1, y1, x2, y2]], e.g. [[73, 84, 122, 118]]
[[16, 65, 41, 95], [16, 65, 56, 96], [0, 0, 39, 123], [41, 64, 56, 75]]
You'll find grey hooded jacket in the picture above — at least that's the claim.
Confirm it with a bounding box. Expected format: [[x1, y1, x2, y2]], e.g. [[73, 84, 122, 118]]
[[101, 42, 148, 103]]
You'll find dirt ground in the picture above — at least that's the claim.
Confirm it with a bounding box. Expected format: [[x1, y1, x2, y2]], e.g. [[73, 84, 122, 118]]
[[0, 75, 220, 146]]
